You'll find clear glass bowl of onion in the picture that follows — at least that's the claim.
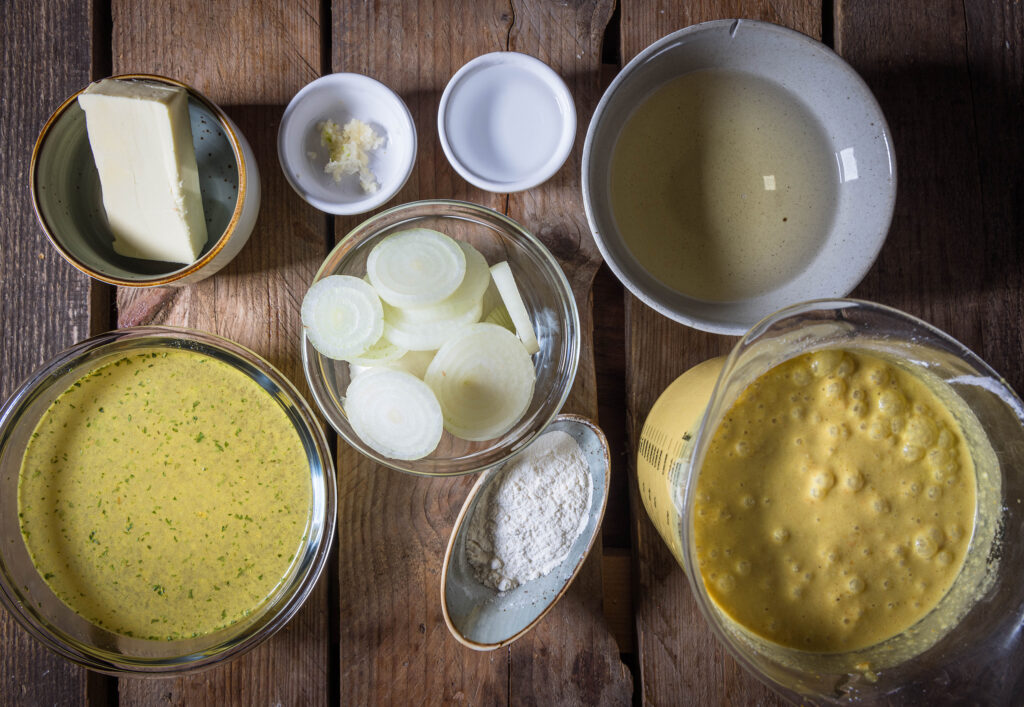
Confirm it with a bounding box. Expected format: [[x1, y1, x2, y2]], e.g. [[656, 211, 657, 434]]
[[301, 199, 581, 477]]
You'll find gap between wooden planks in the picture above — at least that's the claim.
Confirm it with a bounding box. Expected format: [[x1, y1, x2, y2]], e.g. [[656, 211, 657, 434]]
[[332, 1, 632, 704], [110, 0, 330, 704]]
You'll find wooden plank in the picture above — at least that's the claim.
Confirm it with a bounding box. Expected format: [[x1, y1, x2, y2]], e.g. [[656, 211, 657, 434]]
[[619, 2, 820, 704], [835, 1, 1023, 697], [602, 550, 635, 655], [505, 2, 632, 703], [593, 264, 631, 551], [332, 1, 630, 703], [0, 0, 97, 704], [837, 0, 1023, 386], [961, 0, 1024, 393], [109, 1, 330, 704], [331, 3, 508, 704]]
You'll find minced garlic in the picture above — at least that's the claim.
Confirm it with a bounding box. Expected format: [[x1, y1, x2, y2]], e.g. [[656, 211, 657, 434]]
[[318, 118, 385, 194]]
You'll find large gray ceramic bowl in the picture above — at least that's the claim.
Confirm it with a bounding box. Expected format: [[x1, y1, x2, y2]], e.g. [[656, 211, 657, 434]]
[[583, 20, 896, 335], [31, 74, 261, 287]]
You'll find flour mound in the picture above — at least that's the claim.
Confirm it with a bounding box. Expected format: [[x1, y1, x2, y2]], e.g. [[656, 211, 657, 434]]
[[466, 430, 592, 592]]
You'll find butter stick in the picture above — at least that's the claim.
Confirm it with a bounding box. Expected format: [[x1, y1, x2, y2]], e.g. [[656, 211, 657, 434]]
[[78, 79, 208, 264]]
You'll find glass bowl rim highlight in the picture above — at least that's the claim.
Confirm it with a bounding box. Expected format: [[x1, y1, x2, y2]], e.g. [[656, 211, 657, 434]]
[[0, 325, 336, 676], [679, 297, 1024, 699], [301, 198, 581, 477]]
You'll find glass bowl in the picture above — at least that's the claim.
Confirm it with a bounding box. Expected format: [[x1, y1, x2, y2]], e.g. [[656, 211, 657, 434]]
[[681, 299, 1024, 703], [302, 199, 580, 476], [0, 327, 336, 675]]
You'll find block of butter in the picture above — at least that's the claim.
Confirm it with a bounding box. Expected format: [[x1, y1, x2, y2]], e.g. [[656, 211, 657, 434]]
[[78, 79, 208, 264]]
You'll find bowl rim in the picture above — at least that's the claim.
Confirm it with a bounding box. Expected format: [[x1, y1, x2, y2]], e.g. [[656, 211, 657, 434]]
[[439, 413, 610, 650], [301, 198, 581, 477], [679, 297, 1024, 699], [277, 71, 418, 215], [437, 51, 577, 193], [0, 325, 337, 675], [581, 19, 898, 335], [29, 73, 250, 287]]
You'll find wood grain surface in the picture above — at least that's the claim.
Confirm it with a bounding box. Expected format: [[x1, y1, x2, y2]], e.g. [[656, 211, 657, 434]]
[[332, 1, 630, 703], [1, 0, 1022, 704], [0, 1, 98, 704], [837, 0, 1024, 390], [110, 1, 331, 704]]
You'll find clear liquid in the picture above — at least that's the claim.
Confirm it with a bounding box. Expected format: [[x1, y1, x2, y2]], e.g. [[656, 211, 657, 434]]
[[610, 69, 839, 303]]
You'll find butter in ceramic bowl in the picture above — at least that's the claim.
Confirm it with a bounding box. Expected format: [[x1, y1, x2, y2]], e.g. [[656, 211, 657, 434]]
[[31, 74, 261, 287], [77, 78, 208, 265], [441, 415, 609, 650]]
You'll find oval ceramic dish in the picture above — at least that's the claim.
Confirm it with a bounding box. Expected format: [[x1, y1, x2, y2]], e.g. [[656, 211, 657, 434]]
[[441, 414, 609, 650], [583, 20, 896, 335], [31, 74, 261, 287]]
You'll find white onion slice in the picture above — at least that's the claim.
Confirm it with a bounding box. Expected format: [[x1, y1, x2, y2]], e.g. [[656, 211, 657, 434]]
[[366, 228, 466, 308], [383, 298, 482, 351], [425, 323, 536, 441], [395, 241, 490, 323], [301, 275, 384, 360], [386, 349, 436, 379], [480, 279, 503, 317], [482, 302, 515, 332], [349, 349, 436, 380], [488, 261, 539, 355], [344, 334, 407, 366], [344, 369, 443, 460]]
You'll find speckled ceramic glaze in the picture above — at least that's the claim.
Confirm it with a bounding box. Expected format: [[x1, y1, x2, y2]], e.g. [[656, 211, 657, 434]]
[[31, 74, 260, 287], [441, 414, 610, 650], [582, 20, 896, 335]]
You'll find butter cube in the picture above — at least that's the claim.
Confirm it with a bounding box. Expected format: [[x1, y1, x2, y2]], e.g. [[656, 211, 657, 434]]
[[78, 79, 208, 264]]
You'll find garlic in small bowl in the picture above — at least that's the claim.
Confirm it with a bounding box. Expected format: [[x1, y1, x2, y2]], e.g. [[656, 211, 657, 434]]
[[278, 73, 416, 215]]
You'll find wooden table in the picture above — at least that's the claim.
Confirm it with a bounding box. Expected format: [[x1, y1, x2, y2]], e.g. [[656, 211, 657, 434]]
[[2, 1, 1020, 704]]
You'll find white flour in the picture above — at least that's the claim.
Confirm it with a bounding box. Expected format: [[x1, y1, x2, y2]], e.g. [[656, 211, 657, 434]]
[[466, 430, 592, 592]]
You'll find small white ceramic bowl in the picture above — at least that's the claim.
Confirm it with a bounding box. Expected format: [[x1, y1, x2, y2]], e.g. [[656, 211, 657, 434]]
[[278, 73, 416, 215], [438, 52, 576, 193], [441, 415, 609, 650], [583, 20, 896, 335]]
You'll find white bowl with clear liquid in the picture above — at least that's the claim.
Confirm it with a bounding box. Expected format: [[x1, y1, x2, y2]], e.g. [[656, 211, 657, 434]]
[[582, 20, 896, 335]]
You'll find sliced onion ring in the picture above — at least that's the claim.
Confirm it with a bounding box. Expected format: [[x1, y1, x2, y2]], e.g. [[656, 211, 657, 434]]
[[301, 275, 384, 360], [425, 323, 536, 441], [344, 369, 444, 460]]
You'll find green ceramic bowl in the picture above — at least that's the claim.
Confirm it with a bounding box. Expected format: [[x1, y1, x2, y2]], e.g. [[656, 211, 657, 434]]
[[30, 74, 261, 287]]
